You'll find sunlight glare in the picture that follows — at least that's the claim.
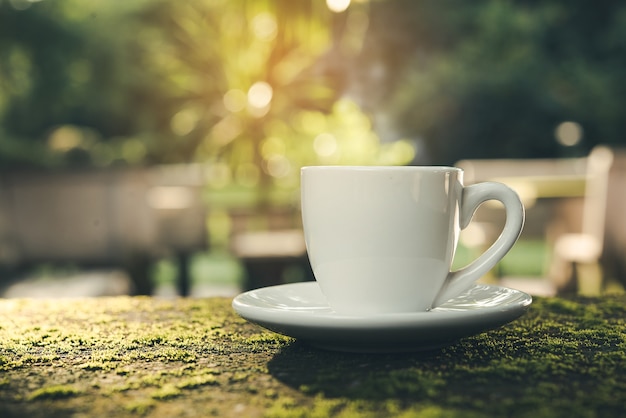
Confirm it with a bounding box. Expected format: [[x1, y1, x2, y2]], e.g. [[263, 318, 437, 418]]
[[326, 0, 350, 13], [248, 81, 273, 109]]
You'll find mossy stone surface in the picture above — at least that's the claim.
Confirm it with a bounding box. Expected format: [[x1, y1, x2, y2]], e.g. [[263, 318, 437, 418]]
[[0, 294, 625, 417]]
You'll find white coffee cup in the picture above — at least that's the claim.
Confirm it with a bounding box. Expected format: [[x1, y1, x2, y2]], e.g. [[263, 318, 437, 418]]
[[301, 166, 524, 315]]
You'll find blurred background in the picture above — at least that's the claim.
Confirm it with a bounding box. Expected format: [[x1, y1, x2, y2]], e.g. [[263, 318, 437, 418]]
[[1, 0, 625, 298]]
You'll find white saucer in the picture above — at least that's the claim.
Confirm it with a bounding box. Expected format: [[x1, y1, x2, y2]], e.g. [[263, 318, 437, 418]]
[[232, 282, 532, 353]]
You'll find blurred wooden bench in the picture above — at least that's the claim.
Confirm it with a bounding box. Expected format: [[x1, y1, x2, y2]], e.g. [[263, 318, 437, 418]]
[[456, 146, 614, 296], [225, 204, 313, 290], [230, 228, 313, 290], [0, 164, 209, 295]]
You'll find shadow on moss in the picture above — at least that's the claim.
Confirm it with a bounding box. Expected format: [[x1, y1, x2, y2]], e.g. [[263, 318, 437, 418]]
[[268, 342, 447, 397], [267, 296, 626, 417]]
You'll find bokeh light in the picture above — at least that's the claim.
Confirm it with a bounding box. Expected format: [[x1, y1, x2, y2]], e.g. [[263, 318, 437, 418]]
[[248, 82, 273, 109], [555, 121, 583, 147], [48, 125, 83, 151], [313, 133, 338, 158], [251, 12, 277, 42], [261, 136, 286, 160], [170, 108, 200, 136], [121, 139, 147, 163], [223, 89, 247, 113], [265, 155, 291, 178]]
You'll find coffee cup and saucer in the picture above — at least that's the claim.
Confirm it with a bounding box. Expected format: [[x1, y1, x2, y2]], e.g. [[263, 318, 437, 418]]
[[233, 166, 532, 352]]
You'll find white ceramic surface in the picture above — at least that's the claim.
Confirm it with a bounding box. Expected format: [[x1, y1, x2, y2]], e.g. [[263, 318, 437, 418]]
[[301, 166, 525, 314], [232, 282, 532, 353]]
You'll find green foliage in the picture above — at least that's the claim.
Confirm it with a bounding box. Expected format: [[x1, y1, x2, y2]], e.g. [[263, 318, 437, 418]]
[[346, 0, 626, 163], [0, 0, 416, 204], [1, 0, 625, 177]]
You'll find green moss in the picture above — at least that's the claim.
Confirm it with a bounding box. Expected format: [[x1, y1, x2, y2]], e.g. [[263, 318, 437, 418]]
[[151, 384, 182, 400], [176, 374, 219, 389], [0, 295, 624, 417], [124, 399, 156, 415], [27, 385, 82, 400]]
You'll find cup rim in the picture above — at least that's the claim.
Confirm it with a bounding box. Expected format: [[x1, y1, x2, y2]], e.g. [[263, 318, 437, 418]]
[[301, 165, 461, 173]]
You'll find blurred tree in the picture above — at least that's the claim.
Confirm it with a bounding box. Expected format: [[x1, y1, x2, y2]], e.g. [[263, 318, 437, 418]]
[[0, 0, 414, 200], [333, 0, 626, 164], [2, 0, 625, 174], [129, 0, 414, 204], [0, 0, 157, 168]]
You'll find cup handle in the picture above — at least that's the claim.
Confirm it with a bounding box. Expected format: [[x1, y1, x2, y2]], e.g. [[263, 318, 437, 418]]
[[432, 182, 525, 308]]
